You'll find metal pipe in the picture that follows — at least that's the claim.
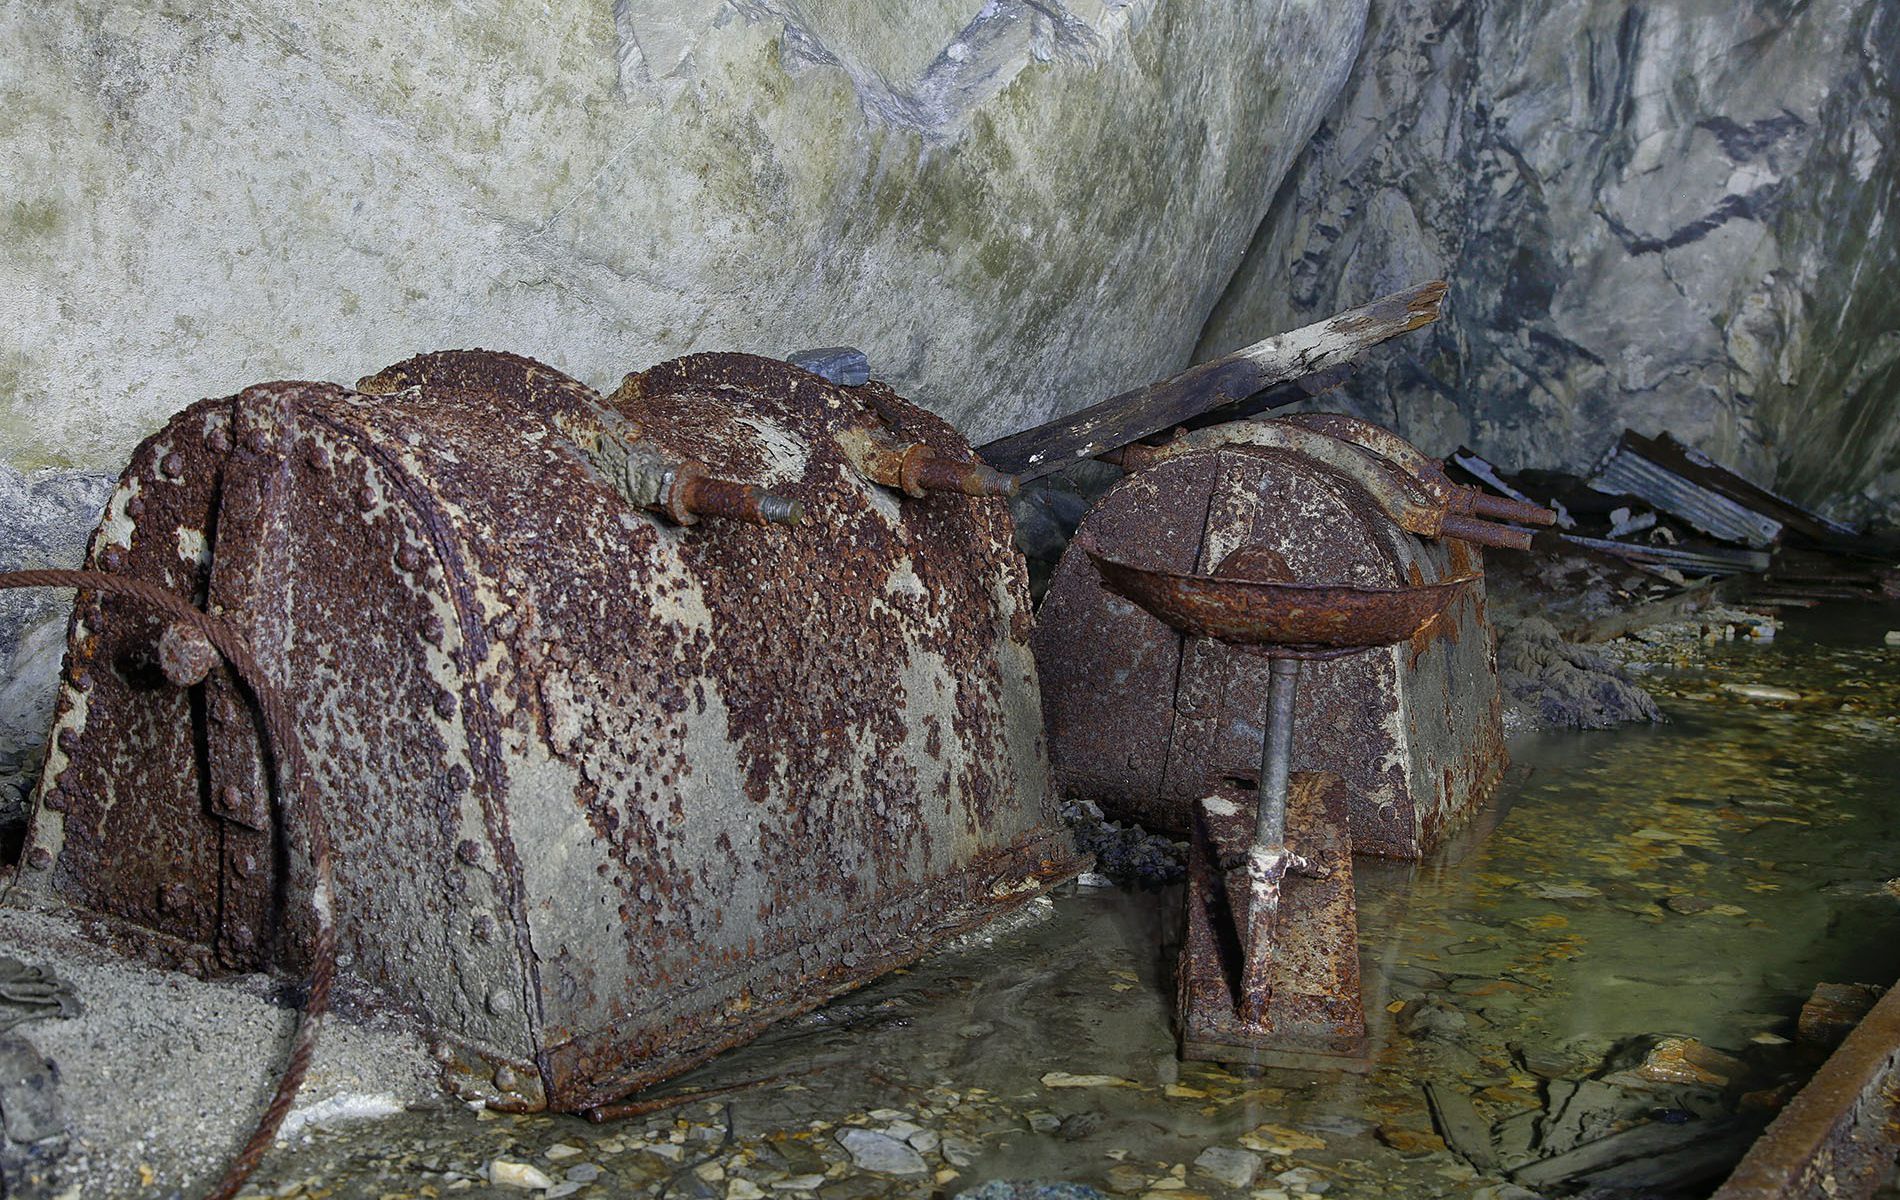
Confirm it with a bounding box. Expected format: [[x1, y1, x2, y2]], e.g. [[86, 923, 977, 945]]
[[1255, 657, 1300, 850], [1438, 512, 1535, 551], [1461, 491, 1558, 526]]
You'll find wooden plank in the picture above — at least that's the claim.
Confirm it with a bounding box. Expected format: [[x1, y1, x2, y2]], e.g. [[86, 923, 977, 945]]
[[977, 281, 1447, 480], [1513, 1117, 1747, 1189]]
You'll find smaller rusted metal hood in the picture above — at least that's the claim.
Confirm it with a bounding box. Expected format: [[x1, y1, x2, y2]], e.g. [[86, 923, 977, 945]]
[[1032, 421, 1507, 859]]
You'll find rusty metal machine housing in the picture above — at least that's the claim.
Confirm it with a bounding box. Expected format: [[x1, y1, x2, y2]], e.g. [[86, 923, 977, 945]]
[[6, 350, 1080, 1112], [1033, 422, 1507, 859]]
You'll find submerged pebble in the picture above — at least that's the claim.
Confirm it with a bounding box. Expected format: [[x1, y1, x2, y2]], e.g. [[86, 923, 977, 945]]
[[835, 1128, 927, 1176], [489, 1159, 556, 1190], [1192, 1146, 1260, 1189]]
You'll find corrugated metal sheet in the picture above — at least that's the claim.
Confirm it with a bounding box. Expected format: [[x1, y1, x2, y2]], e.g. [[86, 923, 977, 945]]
[[1589, 445, 1783, 547], [1561, 533, 1772, 575]]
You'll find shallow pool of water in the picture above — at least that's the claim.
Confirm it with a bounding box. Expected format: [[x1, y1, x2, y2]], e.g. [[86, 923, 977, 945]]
[[244, 604, 1900, 1199]]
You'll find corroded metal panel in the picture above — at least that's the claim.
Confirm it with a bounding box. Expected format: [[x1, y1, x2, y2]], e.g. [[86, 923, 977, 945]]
[[1034, 440, 1506, 860], [1714, 979, 1900, 1200], [13, 350, 1078, 1112]]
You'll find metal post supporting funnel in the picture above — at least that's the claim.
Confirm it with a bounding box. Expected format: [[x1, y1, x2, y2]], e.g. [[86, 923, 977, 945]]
[[1082, 539, 1476, 1068]]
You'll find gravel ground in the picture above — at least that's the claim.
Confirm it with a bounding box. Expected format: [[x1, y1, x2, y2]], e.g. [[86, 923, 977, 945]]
[[0, 903, 441, 1198]]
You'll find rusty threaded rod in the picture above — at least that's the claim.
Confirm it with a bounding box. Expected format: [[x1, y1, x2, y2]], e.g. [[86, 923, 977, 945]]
[[1439, 512, 1535, 551], [1455, 489, 1557, 526], [911, 453, 1018, 498], [674, 474, 804, 527]]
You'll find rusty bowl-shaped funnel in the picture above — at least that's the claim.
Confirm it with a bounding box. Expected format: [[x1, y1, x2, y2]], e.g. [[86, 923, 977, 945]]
[[1081, 541, 1476, 656]]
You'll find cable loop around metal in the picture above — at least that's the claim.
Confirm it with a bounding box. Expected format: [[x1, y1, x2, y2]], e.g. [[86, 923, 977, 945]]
[[0, 568, 334, 1200]]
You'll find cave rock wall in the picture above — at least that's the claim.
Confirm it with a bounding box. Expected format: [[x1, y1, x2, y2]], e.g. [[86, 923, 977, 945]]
[[1201, 0, 1900, 522]]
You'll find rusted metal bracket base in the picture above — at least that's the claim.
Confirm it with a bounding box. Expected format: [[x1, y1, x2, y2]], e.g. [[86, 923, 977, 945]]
[[1713, 978, 1900, 1200], [1177, 772, 1369, 1071]]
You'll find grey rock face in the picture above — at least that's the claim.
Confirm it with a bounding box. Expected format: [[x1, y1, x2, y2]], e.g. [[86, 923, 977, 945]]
[[2, 1, 1368, 472], [0, 468, 112, 828], [1202, 0, 1900, 522]]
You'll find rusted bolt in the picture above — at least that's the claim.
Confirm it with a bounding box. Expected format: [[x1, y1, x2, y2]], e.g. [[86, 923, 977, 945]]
[[493, 1064, 520, 1090], [420, 615, 445, 644], [455, 839, 481, 865], [356, 484, 377, 512], [665, 463, 804, 527], [395, 544, 423, 572], [906, 449, 1018, 499], [471, 914, 497, 942], [217, 784, 247, 815], [40, 789, 65, 813], [485, 988, 516, 1016], [56, 728, 79, 754], [431, 1041, 456, 1065], [228, 927, 256, 953], [159, 621, 219, 687], [25, 848, 52, 871], [1438, 512, 1534, 551], [71, 669, 92, 693], [232, 852, 256, 878], [160, 882, 191, 913], [125, 495, 146, 519], [245, 429, 271, 455], [446, 765, 470, 794], [98, 545, 125, 572], [306, 443, 332, 471], [207, 427, 232, 454], [434, 689, 457, 719], [161, 451, 186, 479]]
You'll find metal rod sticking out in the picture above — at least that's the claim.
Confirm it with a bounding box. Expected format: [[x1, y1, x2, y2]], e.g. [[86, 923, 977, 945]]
[[1239, 655, 1312, 1026], [1255, 657, 1300, 850]]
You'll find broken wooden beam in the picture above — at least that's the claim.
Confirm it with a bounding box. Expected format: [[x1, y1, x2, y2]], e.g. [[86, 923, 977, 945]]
[[1513, 1115, 1752, 1189], [977, 281, 1448, 481]]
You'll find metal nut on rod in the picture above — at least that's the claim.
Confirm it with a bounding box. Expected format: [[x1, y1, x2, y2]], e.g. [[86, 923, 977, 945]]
[[568, 421, 802, 529]]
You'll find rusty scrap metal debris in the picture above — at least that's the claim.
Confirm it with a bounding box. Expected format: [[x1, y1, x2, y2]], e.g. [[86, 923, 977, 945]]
[[1035, 416, 1520, 857], [1712, 980, 1900, 1200], [9, 348, 1080, 1164], [1082, 543, 1471, 1066], [1105, 416, 1553, 551]]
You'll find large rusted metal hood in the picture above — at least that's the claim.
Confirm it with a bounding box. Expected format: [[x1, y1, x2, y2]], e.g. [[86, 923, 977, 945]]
[[8, 350, 1080, 1112]]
